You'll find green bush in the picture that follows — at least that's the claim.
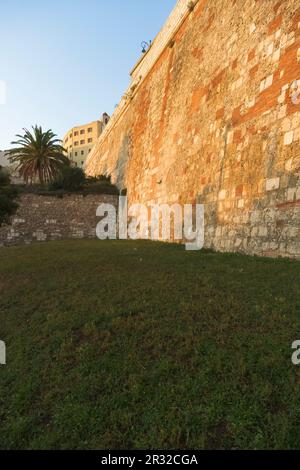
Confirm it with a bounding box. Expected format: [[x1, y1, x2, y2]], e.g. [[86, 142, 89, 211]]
[[83, 174, 119, 194], [82, 182, 119, 195], [0, 168, 11, 186], [0, 169, 18, 226], [49, 170, 119, 195], [86, 174, 112, 184], [51, 167, 85, 191]]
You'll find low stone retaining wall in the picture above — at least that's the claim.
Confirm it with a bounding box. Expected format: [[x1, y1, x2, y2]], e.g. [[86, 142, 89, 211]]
[[0, 193, 118, 247], [0, 193, 299, 260]]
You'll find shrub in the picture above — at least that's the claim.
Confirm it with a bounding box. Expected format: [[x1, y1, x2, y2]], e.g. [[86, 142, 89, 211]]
[[86, 174, 112, 184], [83, 174, 119, 195], [0, 169, 18, 226], [49, 170, 119, 195], [51, 167, 85, 191], [0, 168, 11, 186], [82, 182, 119, 195]]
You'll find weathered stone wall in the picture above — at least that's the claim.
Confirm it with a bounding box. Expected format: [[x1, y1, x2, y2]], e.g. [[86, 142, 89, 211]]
[[86, 0, 300, 259], [0, 194, 118, 247]]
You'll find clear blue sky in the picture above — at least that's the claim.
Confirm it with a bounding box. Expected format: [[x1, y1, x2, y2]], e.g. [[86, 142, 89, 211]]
[[0, 0, 175, 150]]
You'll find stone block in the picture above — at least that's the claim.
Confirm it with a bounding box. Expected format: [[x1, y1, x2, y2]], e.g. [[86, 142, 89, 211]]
[[266, 178, 280, 191]]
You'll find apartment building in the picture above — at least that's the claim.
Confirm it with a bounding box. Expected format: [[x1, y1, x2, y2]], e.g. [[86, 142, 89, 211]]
[[63, 113, 109, 168]]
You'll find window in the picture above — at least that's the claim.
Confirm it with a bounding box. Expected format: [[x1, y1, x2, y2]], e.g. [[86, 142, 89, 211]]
[[80, 129, 85, 134], [88, 127, 92, 133], [89, 149, 91, 153], [81, 150, 84, 155], [74, 141, 79, 146], [69, 133, 72, 138], [75, 152, 78, 156], [81, 161, 84, 165], [88, 138, 93, 143], [80, 140, 85, 145], [74, 131, 78, 136]]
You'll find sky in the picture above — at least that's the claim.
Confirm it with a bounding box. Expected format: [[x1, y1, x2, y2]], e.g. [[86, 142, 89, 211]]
[[0, 0, 176, 150]]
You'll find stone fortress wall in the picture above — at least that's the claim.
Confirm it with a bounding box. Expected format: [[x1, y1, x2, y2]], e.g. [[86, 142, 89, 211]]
[[85, 0, 300, 259]]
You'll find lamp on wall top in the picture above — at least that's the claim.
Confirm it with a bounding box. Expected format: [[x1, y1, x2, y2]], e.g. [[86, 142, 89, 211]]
[[141, 41, 152, 54]]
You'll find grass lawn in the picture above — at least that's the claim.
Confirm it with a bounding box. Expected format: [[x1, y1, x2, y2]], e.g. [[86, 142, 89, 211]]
[[0, 239, 300, 450]]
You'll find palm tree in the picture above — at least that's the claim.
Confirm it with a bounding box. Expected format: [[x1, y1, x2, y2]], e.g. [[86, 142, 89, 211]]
[[8, 126, 69, 184]]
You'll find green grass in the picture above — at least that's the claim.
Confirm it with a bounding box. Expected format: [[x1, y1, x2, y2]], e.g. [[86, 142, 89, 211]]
[[0, 239, 300, 450]]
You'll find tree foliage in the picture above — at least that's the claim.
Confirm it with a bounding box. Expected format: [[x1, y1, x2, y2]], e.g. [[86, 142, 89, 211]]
[[0, 170, 18, 226], [51, 166, 86, 191], [8, 126, 69, 184]]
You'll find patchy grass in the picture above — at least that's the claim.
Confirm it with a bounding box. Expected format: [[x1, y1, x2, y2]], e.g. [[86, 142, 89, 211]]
[[0, 240, 300, 450]]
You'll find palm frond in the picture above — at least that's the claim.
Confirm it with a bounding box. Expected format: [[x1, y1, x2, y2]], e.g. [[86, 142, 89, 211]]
[[7, 125, 69, 184]]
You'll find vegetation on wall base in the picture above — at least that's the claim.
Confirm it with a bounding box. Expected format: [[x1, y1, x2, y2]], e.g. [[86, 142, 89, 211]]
[[0, 169, 18, 226]]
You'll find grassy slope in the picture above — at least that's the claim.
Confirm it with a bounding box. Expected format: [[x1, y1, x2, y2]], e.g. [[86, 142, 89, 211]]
[[0, 240, 300, 450]]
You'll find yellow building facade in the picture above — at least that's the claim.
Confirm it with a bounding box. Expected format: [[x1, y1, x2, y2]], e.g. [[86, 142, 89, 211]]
[[63, 113, 109, 168]]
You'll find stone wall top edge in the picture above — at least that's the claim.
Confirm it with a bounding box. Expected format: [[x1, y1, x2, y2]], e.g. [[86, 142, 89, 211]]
[[85, 0, 195, 170], [16, 193, 119, 201]]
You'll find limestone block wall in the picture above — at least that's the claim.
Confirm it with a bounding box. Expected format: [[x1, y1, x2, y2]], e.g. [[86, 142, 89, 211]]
[[0, 194, 118, 247], [86, 0, 300, 259]]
